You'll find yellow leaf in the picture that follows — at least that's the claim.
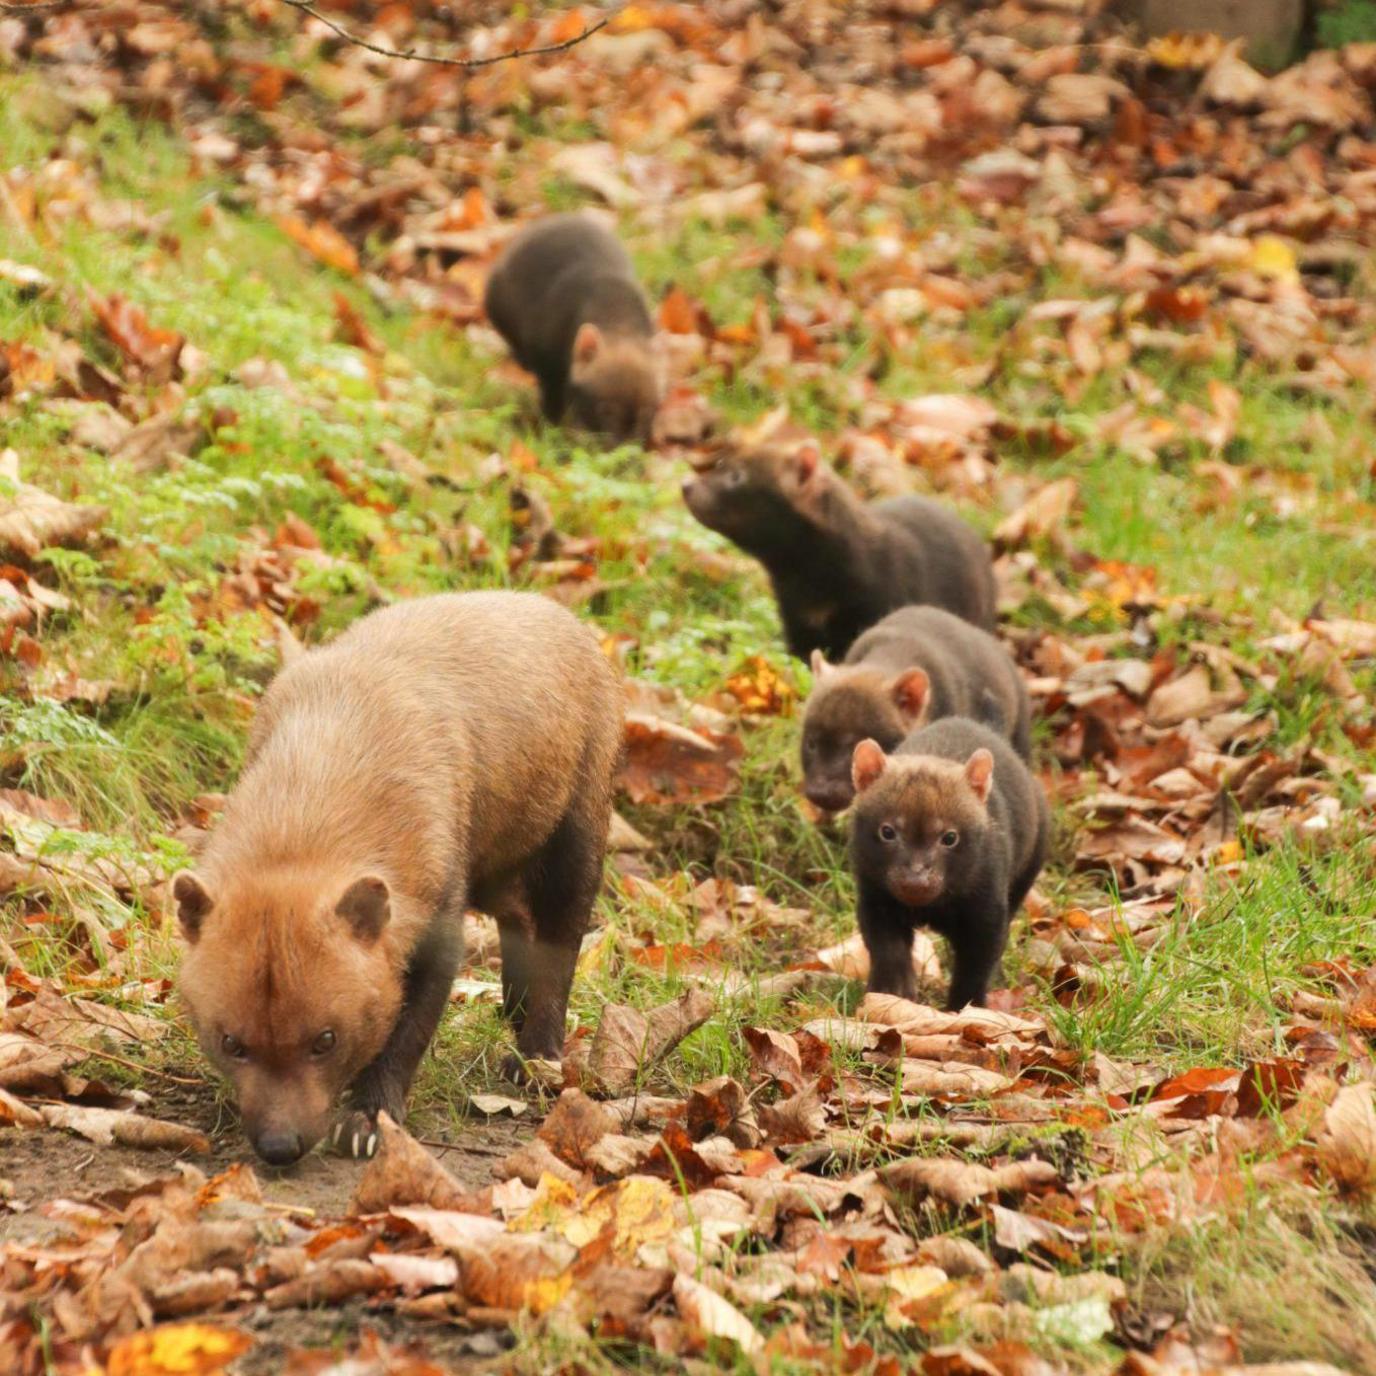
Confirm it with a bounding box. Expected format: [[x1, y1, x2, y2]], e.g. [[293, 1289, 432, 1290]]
[[106, 1324, 253, 1376], [508, 1172, 580, 1232], [880, 1264, 951, 1329], [1147, 31, 1225, 70], [1248, 235, 1299, 284], [557, 1175, 678, 1256]]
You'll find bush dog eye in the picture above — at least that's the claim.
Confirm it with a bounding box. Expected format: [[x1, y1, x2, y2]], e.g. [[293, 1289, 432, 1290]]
[[484, 213, 662, 444], [799, 607, 1032, 819], [176, 591, 622, 1166], [849, 717, 1049, 1012], [879, 823, 899, 843]]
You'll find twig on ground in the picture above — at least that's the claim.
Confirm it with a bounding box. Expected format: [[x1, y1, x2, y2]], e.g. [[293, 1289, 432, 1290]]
[[277, 0, 610, 70], [52, 1043, 204, 1086]]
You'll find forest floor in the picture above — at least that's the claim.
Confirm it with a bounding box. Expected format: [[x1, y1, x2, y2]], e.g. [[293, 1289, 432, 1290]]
[[2, 2, 1376, 1373]]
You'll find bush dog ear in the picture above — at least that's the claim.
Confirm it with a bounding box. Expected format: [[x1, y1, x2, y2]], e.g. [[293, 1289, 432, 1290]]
[[573, 322, 602, 365], [964, 748, 995, 806], [852, 738, 888, 794], [793, 442, 820, 485], [336, 876, 391, 942], [810, 649, 835, 681], [173, 871, 213, 944], [890, 668, 930, 726]]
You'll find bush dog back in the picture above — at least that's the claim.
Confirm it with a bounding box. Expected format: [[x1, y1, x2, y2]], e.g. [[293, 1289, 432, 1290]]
[[802, 606, 1031, 814], [681, 440, 996, 660], [849, 717, 1048, 1010], [484, 213, 662, 442], [176, 591, 621, 1164]]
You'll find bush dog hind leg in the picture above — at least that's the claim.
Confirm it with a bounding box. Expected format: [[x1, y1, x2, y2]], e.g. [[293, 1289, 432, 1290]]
[[501, 805, 607, 1075], [944, 890, 1009, 1011]]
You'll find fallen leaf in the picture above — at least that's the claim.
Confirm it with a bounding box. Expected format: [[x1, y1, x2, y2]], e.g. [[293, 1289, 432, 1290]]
[[619, 712, 743, 805], [0, 448, 106, 558], [1316, 1082, 1376, 1194], [673, 1272, 764, 1355], [277, 215, 360, 275], [351, 1112, 475, 1213], [104, 1323, 253, 1376], [41, 1103, 210, 1152]]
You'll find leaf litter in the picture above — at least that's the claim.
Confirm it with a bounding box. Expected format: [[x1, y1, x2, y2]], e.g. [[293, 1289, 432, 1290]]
[[1, 0, 1375, 1373]]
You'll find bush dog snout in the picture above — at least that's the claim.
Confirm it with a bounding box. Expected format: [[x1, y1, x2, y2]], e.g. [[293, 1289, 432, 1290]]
[[849, 717, 1049, 1011], [681, 440, 996, 661], [802, 606, 1030, 815], [484, 212, 662, 442], [176, 591, 622, 1164]]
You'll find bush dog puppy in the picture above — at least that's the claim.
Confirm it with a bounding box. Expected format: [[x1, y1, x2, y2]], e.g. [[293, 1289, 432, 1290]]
[[849, 717, 1049, 1010], [484, 213, 662, 442], [802, 606, 1031, 815], [175, 592, 621, 1165], [681, 441, 996, 660]]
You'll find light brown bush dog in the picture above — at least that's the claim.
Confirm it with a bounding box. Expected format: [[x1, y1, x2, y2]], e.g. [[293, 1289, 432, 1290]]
[[175, 592, 622, 1165]]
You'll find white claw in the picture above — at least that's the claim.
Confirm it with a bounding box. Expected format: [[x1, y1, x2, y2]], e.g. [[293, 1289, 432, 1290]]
[[366, 1132, 377, 1157], [352, 1130, 361, 1157]]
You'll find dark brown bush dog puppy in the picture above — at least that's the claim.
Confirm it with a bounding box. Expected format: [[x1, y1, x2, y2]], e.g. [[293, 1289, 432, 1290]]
[[681, 441, 996, 660], [849, 717, 1048, 1010], [484, 213, 662, 442], [801, 606, 1031, 815], [176, 592, 621, 1165]]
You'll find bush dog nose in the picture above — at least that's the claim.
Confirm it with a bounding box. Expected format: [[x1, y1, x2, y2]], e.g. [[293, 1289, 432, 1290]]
[[255, 1129, 304, 1167]]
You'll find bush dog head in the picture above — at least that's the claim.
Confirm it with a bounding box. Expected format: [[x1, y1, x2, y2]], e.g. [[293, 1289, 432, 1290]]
[[681, 441, 825, 551], [568, 322, 662, 442], [849, 738, 995, 909], [175, 866, 403, 1165], [800, 653, 931, 815]]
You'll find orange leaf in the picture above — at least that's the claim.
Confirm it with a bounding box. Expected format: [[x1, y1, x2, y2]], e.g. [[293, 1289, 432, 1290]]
[[277, 215, 360, 275]]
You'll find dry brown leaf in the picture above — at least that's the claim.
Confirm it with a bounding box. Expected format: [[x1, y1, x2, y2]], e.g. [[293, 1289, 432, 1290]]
[[1316, 1082, 1376, 1194], [89, 292, 184, 376], [588, 989, 714, 1094], [0, 449, 106, 558], [673, 1272, 764, 1356], [351, 1112, 475, 1213], [619, 712, 743, 805], [993, 478, 1078, 549], [882, 1157, 1058, 1208], [40, 1103, 210, 1153]]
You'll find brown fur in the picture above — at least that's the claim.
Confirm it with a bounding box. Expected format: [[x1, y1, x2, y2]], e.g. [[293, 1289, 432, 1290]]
[[484, 213, 662, 442], [177, 592, 622, 1163], [850, 717, 1049, 1010], [801, 605, 1031, 814], [681, 441, 996, 659]]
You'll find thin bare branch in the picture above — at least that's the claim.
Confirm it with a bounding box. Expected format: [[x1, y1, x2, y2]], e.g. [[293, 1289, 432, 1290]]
[[0, 1, 80, 12], [277, 0, 610, 70]]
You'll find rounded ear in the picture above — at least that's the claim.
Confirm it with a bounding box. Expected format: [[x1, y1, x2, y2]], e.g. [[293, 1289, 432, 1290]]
[[172, 871, 213, 944], [890, 668, 930, 726], [793, 442, 821, 485], [852, 738, 888, 794], [809, 649, 835, 681], [573, 322, 602, 366], [964, 748, 995, 806], [336, 875, 391, 942]]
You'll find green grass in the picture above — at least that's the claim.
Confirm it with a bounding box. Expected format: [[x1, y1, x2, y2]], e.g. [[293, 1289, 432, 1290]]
[[3, 61, 1376, 1374]]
